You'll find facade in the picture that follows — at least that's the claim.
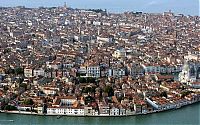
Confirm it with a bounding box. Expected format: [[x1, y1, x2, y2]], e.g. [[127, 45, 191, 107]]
[[112, 49, 126, 58], [142, 64, 182, 75], [47, 107, 84, 116], [86, 65, 100, 78], [78, 66, 87, 74], [84, 107, 97, 116], [24, 68, 33, 78], [179, 61, 200, 84], [108, 68, 126, 77], [189, 82, 200, 88], [33, 68, 45, 77], [130, 63, 145, 78], [99, 104, 110, 115], [110, 107, 120, 116]]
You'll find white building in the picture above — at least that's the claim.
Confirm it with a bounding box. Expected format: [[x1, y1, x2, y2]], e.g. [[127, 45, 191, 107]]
[[86, 65, 100, 78], [142, 64, 182, 75], [110, 107, 119, 116], [41, 86, 60, 95], [108, 68, 126, 77], [189, 82, 200, 88], [179, 61, 198, 84], [97, 36, 113, 43], [33, 68, 45, 77], [119, 108, 126, 115], [52, 96, 77, 107], [78, 66, 87, 74], [84, 107, 97, 116], [112, 49, 126, 58], [47, 107, 85, 116], [99, 104, 110, 116], [24, 68, 33, 78]]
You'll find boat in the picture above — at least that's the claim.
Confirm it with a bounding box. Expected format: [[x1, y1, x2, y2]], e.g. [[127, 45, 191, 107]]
[[57, 115, 62, 119], [0, 120, 14, 122]]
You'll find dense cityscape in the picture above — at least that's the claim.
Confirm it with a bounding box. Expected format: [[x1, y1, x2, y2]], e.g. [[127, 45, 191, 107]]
[[0, 4, 200, 117]]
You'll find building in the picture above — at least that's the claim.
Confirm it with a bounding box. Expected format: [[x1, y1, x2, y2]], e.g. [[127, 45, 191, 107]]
[[33, 68, 45, 77], [52, 96, 77, 107], [110, 107, 120, 116], [24, 67, 33, 78], [129, 63, 144, 78], [112, 49, 126, 58], [179, 61, 200, 84], [86, 63, 100, 78], [108, 68, 126, 77], [84, 106, 97, 116], [47, 107, 85, 116]]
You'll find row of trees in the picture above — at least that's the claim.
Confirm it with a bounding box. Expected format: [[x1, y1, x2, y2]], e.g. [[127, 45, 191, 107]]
[[5, 67, 24, 75], [3, 105, 17, 111], [79, 77, 96, 83], [82, 85, 114, 97], [23, 98, 34, 105]]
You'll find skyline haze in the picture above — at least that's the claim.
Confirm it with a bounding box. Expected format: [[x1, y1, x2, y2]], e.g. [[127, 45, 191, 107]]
[[0, 0, 199, 16]]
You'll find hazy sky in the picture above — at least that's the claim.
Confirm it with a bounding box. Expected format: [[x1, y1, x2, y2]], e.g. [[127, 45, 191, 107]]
[[0, 0, 199, 15]]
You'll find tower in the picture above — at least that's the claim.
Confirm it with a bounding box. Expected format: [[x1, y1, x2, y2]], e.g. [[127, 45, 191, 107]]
[[97, 26, 100, 36], [179, 61, 190, 83], [64, 2, 67, 9]]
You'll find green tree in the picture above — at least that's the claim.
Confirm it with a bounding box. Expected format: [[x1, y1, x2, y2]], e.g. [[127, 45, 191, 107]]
[[104, 86, 114, 97], [14, 67, 24, 75], [19, 83, 27, 89], [3, 48, 11, 54], [181, 91, 192, 98], [160, 91, 168, 98], [3, 86, 9, 92], [4, 105, 17, 111], [17, 78, 24, 84], [79, 77, 86, 83], [23, 99, 34, 105], [87, 77, 96, 83], [5, 67, 14, 74]]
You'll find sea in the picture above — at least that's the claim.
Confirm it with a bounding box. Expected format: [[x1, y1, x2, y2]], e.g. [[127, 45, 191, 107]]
[[0, 102, 199, 125]]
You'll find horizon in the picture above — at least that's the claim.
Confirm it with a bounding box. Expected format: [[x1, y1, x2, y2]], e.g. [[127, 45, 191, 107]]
[[0, 0, 199, 16]]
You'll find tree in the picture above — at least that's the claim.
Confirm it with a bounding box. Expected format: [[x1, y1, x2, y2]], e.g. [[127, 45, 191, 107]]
[[104, 86, 114, 97], [3, 86, 9, 92], [79, 77, 96, 83], [14, 67, 24, 75], [82, 87, 96, 93], [79, 77, 86, 83], [3, 48, 11, 54], [4, 105, 17, 111], [5, 67, 14, 74], [19, 83, 27, 90], [23, 99, 34, 105], [160, 91, 168, 98], [84, 96, 95, 104], [181, 91, 192, 98], [17, 78, 24, 84]]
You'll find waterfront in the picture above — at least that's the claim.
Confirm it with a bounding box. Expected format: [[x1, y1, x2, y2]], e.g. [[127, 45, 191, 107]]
[[0, 3, 200, 125], [0, 103, 199, 125]]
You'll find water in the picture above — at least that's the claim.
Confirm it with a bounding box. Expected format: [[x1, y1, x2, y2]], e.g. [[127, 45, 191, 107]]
[[0, 103, 199, 125]]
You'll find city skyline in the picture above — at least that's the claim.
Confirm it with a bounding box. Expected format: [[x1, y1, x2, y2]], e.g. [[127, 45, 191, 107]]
[[0, 0, 199, 16], [0, 1, 200, 124]]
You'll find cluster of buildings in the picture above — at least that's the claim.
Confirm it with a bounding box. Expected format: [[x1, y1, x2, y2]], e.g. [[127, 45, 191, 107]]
[[0, 5, 200, 116]]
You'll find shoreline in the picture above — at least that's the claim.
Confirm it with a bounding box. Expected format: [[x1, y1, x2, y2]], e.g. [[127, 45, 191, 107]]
[[0, 101, 199, 117]]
